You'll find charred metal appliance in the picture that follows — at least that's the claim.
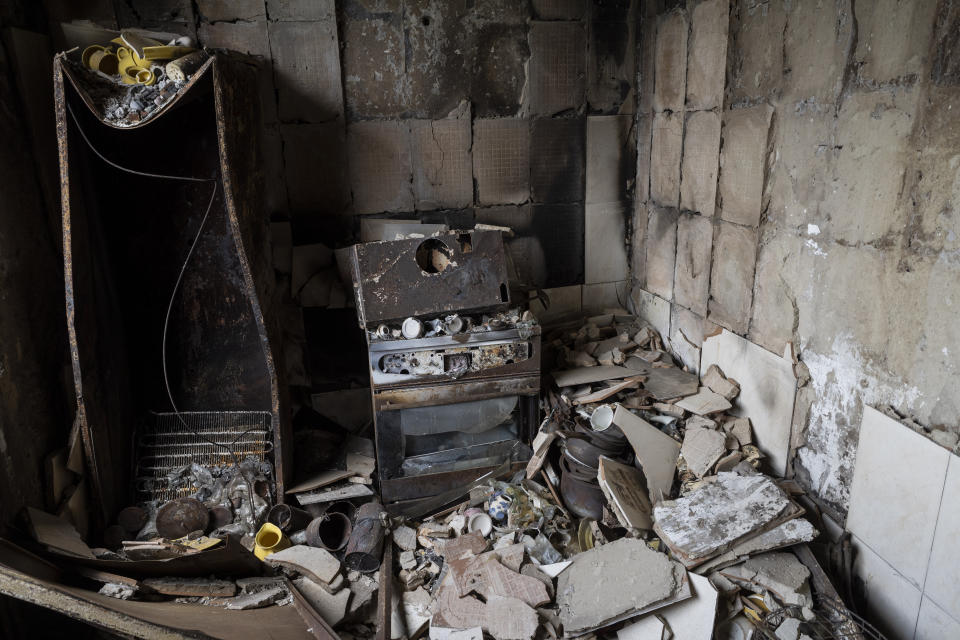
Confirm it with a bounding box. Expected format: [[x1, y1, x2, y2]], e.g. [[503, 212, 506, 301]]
[[339, 230, 540, 509]]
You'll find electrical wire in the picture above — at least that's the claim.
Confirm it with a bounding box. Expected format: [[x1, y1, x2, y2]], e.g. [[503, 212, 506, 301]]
[[67, 103, 263, 524]]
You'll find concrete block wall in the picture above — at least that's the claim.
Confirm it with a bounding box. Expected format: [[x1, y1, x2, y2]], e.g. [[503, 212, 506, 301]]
[[632, 1, 960, 634]]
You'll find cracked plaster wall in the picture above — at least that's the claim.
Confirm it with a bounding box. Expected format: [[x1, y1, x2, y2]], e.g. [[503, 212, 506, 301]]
[[633, 0, 960, 519]]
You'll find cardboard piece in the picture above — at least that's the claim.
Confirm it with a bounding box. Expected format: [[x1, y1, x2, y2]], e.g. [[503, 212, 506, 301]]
[[598, 457, 654, 530], [612, 405, 680, 503], [700, 330, 797, 476]]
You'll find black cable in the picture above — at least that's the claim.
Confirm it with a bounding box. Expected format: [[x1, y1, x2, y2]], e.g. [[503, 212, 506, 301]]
[[67, 103, 263, 524]]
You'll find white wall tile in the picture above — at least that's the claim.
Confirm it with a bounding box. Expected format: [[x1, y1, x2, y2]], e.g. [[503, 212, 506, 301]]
[[915, 596, 960, 640], [921, 456, 960, 622], [847, 407, 950, 589], [852, 535, 922, 640]]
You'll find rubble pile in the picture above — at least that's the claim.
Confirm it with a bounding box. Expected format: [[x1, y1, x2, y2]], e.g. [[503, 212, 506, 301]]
[[368, 310, 845, 640], [24, 310, 857, 639]]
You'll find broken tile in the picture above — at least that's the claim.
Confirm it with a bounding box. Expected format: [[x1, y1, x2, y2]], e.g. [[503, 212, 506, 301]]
[[474, 119, 531, 205], [402, 588, 433, 638], [557, 538, 688, 635], [700, 330, 797, 476], [707, 223, 758, 334], [673, 212, 713, 315], [410, 118, 473, 211], [718, 105, 774, 228], [680, 111, 721, 217], [686, 0, 728, 110], [617, 615, 665, 640], [530, 117, 585, 204], [433, 531, 489, 560], [612, 405, 680, 503], [653, 472, 801, 568], [553, 365, 637, 387], [585, 202, 629, 284], [266, 545, 340, 585], [625, 572, 718, 640], [735, 551, 812, 607], [347, 120, 414, 214], [294, 576, 350, 626], [695, 518, 818, 574], [644, 206, 678, 300], [431, 572, 486, 630], [484, 595, 539, 640], [586, 115, 633, 205], [393, 525, 418, 552], [650, 112, 683, 208], [681, 426, 727, 477], [675, 387, 732, 415], [702, 364, 740, 400], [653, 10, 688, 112], [527, 22, 586, 116], [597, 456, 654, 529], [269, 20, 343, 122], [449, 554, 550, 608]]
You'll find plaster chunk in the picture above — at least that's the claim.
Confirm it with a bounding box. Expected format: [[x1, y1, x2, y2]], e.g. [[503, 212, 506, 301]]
[[556, 538, 685, 634]]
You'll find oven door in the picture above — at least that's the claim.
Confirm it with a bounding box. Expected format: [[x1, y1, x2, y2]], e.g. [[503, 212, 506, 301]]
[[374, 375, 539, 503]]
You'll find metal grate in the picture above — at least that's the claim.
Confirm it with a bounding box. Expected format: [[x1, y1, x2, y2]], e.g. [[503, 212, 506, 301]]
[[135, 411, 273, 502]]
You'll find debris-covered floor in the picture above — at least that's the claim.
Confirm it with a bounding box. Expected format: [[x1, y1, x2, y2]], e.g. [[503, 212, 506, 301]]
[[26, 305, 868, 640]]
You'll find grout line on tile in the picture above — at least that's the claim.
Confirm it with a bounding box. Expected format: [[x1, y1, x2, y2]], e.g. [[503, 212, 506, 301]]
[[917, 455, 954, 637]]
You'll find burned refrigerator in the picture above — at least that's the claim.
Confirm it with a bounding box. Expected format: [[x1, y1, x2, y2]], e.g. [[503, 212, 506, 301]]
[[339, 230, 540, 510]]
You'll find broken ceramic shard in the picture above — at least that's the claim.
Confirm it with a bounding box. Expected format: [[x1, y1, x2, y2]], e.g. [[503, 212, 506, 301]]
[[612, 405, 680, 503], [674, 387, 733, 415], [265, 544, 340, 585], [701, 364, 740, 400], [681, 426, 727, 478]]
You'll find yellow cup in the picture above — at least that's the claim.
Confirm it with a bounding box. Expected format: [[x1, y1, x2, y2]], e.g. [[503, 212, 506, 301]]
[[253, 522, 290, 560]]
